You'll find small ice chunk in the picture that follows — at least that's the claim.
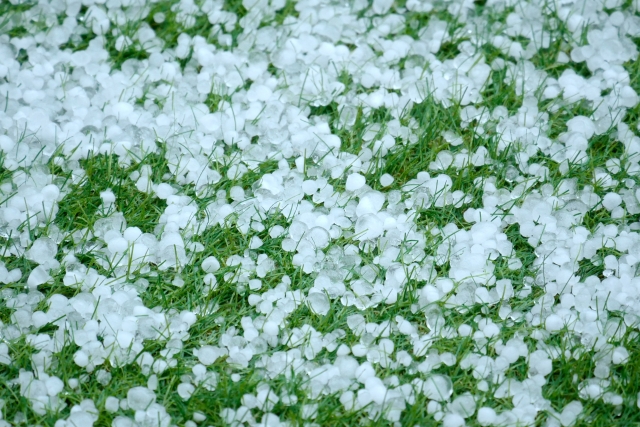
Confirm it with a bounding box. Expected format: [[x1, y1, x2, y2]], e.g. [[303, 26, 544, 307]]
[[355, 214, 384, 241], [177, 383, 195, 400], [372, 0, 393, 14], [477, 407, 496, 426], [365, 377, 387, 405], [105, 396, 120, 413], [269, 225, 285, 238], [42, 184, 60, 201], [172, 276, 184, 288], [449, 393, 476, 418], [66, 410, 96, 427], [250, 236, 263, 249], [45, 376, 64, 396], [100, 189, 116, 204], [559, 401, 583, 426], [201, 256, 220, 273], [155, 183, 175, 199], [148, 375, 158, 391], [612, 346, 629, 364], [302, 180, 318, 195], [602, 193, 622, 211], [301, 403, 318, 419], [355, 362, 375, 382], [28, 266, 51, 289], [26, 238, 57, 263], [356, 191, 385, 216], [380, 173, 394, 187], [197, 345, 222, 366], [263, 321, 279, 335], [346, 173, 366, 191], [442, 413, 465, 427], [307, 291, 330, 315], [127, 387, 156, 411], [545, 314, 563, 332], [458, 324, 473, 336], [108, 237, 129, 254], [422, 374, 453, 401], [96, 369, 112, 386], [123, 227, 142, 242], [566, 116, 595, 139], [307, 227, 330, 249]]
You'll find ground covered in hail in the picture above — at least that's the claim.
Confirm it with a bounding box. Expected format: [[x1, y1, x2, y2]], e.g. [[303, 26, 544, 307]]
[[0, 0, 640, 426]]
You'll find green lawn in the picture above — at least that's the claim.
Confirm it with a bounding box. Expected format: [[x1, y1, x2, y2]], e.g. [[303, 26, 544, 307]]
[[1, 0, 640, 426]]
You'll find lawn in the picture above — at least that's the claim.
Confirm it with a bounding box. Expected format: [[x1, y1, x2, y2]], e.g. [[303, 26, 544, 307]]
[[1, 0, 640, 426]]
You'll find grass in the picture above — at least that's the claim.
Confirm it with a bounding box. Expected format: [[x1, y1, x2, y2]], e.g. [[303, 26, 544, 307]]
[[1, 0, 640, 426]]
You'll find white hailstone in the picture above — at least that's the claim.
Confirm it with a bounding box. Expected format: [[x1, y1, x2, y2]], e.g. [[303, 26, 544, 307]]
[[545, 314, 564, 332], [380, 174, 394, 187], [337, 344, 351, 356], [148, 375, 159, 391], [203, 273, 217, 291], [66, 409, 96, 427], [100, 189, 116, 204], [155, 183, 175, 199], [108, 237, 129, 254], [123, 227, 142, 242], [458, 324, 473, 336], [0, 343, 10, 365], [250, 236, 263, 249], [42, 184, 60, 201], [477, 407, 496, 426], [442, 413, 465, 427], [364, 377, 388, 405], [45, 376, 64, 396], [346, 173, 366, 191], [177, 383, 195, 400], [172, 276, 185, 288], [127, 387, 156, 411], [528, 350, 552, 377], [301, 404, 318, 419], [201, 256, 220, 273], [500, 346, 520, 364], [356, 191, 385, 216], [422, 374, 453, 401], [248, 279, 262, 290], [449, 393, 476, 418], [302, 180, 318, 195], [269, 225, 285, 238], [95, 369, 112, 386], [372, 0, 393, 14], [28, 266, 52, 289], [354, 214, 384, 241], [263, 321, 279, 336], [105, 396, 120, 413], [355, 362, 375, 383], [559, 401, 583, 426], [197, 345, 223, 366], [307, 292, 330, 315], [566, 116, 595, 139], [307, 227, 330, 249], [0, 134, 15, 152], [26, 238, 57, 263], [602, 193, 622, 211], [612, 346, 629, 364]]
